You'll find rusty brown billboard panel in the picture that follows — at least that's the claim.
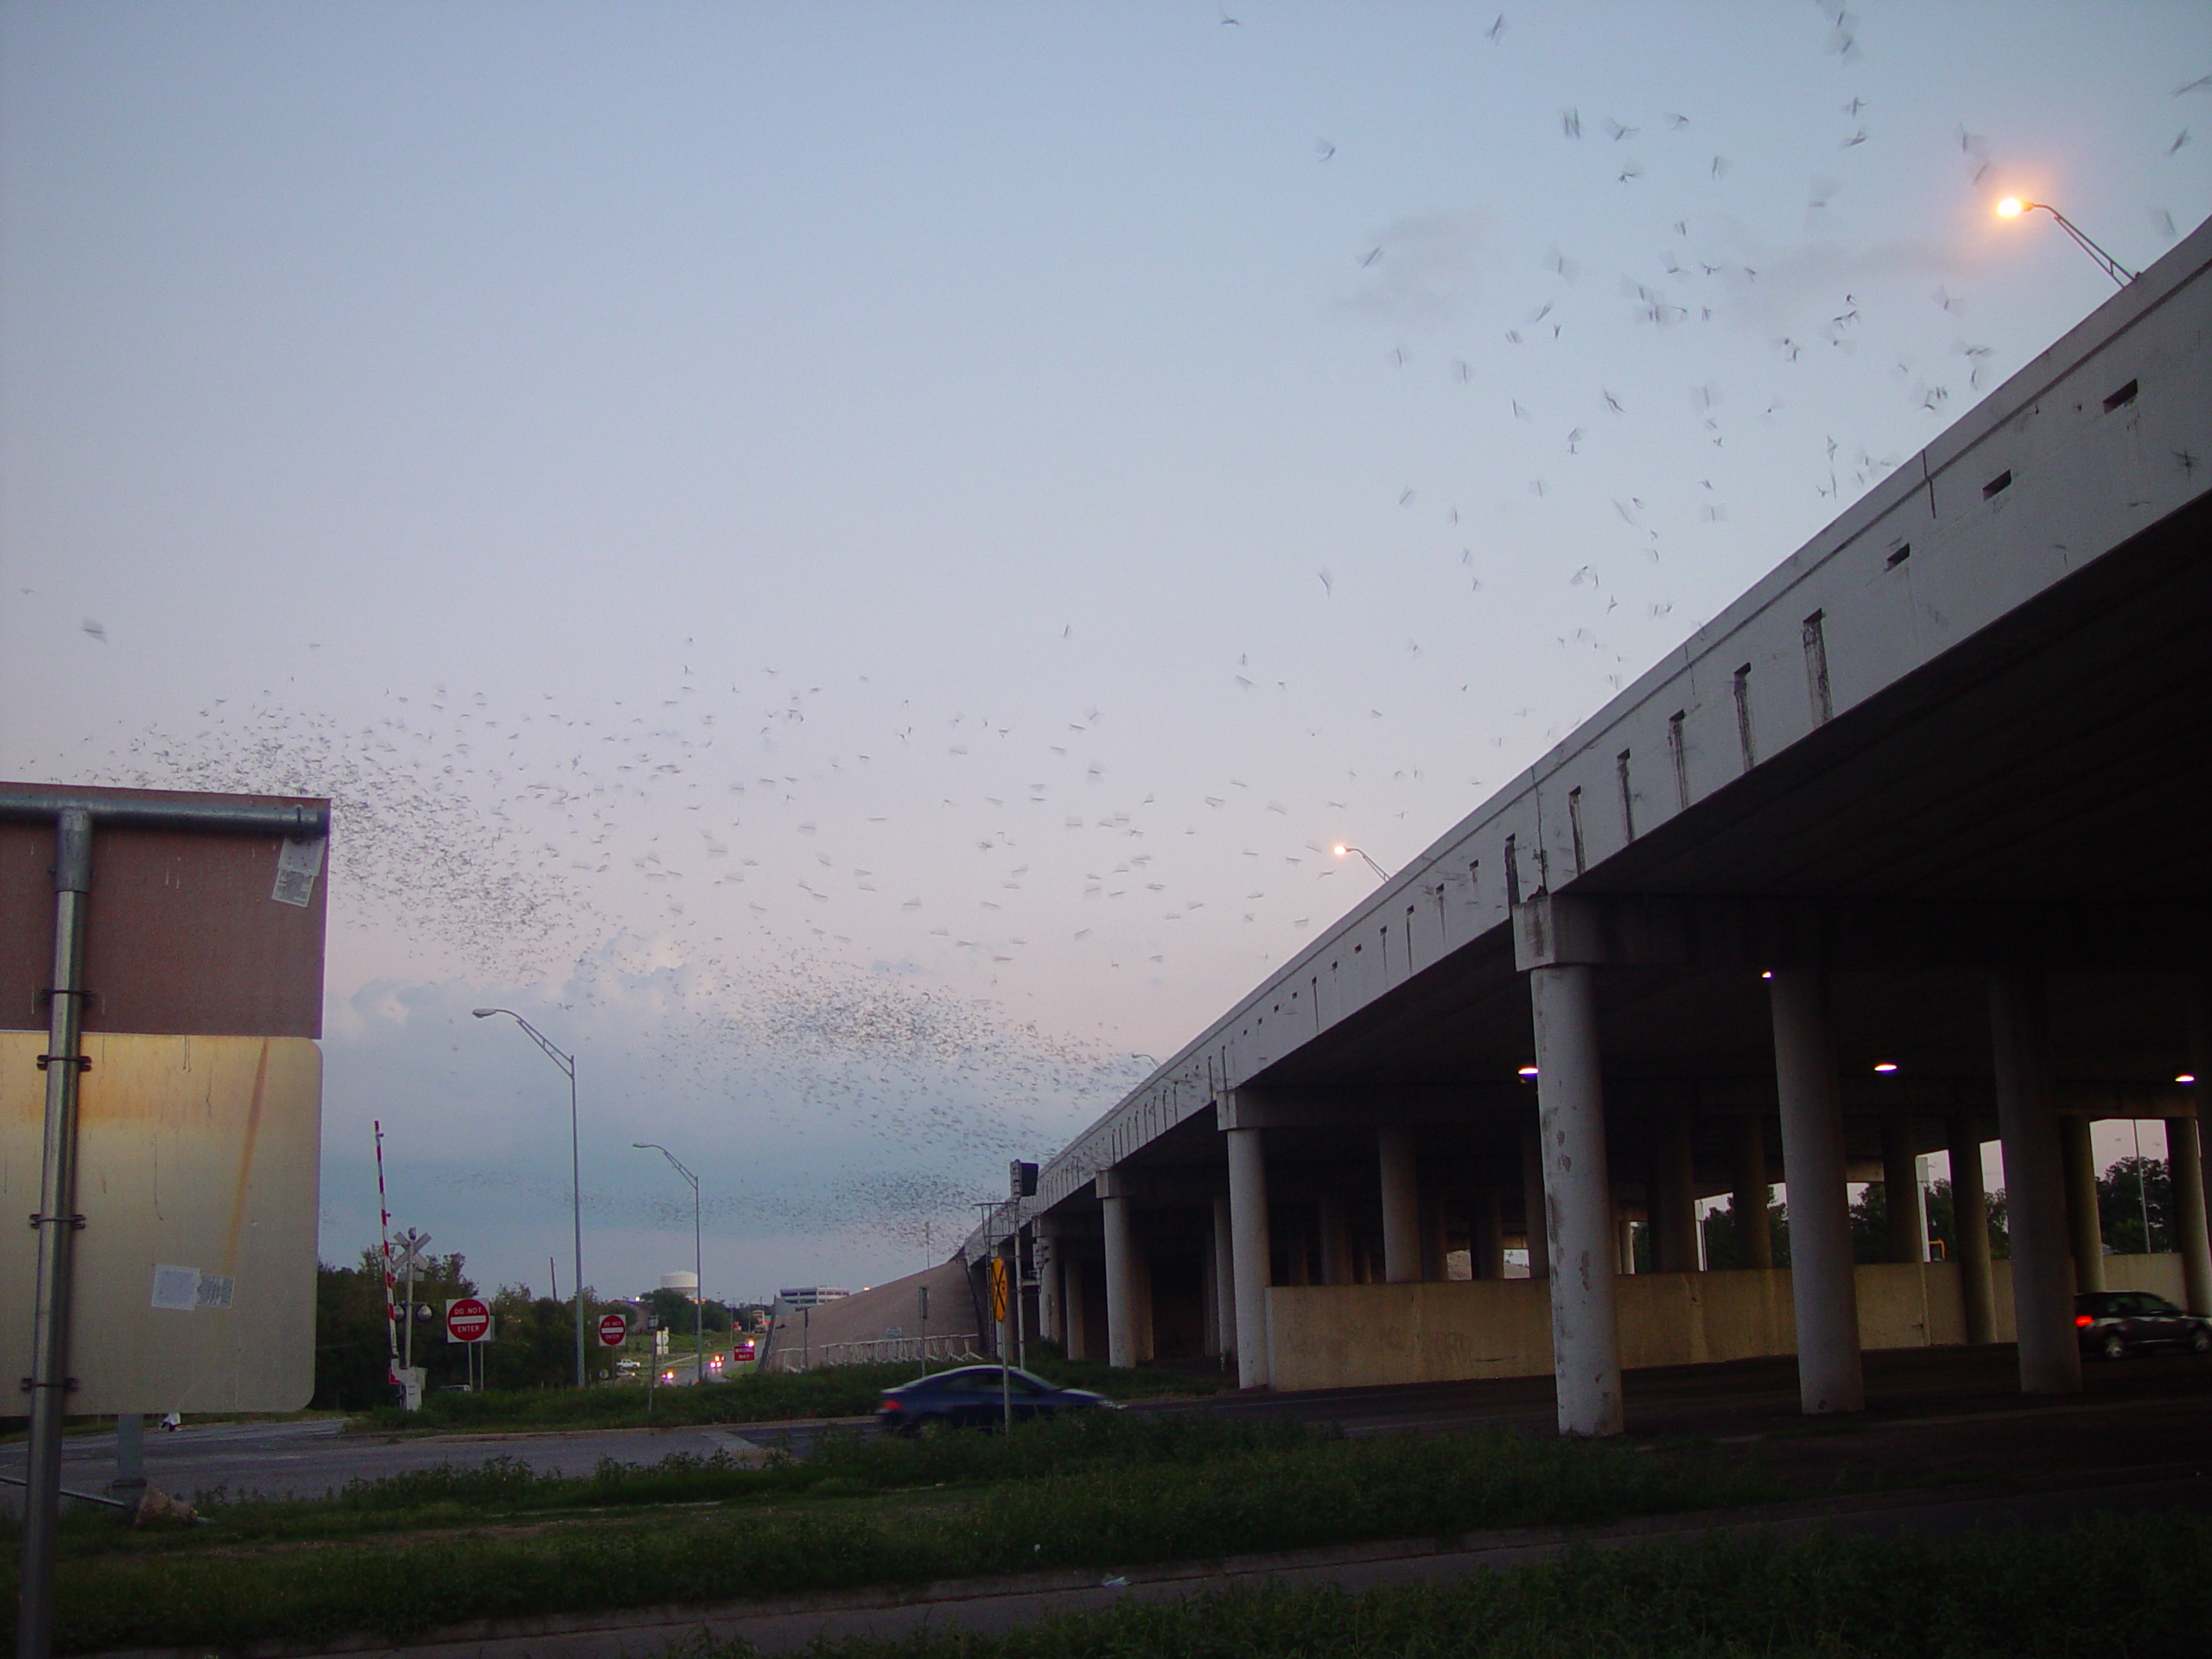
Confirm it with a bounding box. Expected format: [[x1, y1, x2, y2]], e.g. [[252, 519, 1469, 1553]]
[[0, 784, 327, 1039]]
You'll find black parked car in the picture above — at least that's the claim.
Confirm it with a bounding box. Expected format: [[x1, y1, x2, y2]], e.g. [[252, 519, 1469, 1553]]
[[2075, 1291, 2212, 1359], [875, 1365, 1120, 1435]]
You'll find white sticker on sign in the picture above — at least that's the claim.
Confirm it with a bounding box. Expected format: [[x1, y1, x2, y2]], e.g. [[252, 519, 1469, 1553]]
[[271, 836, 325, 907], [150, 1266, 238, 1311]]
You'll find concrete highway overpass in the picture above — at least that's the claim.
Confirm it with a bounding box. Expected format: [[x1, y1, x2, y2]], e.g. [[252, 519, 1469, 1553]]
[[973, 216, 2212, 1433]]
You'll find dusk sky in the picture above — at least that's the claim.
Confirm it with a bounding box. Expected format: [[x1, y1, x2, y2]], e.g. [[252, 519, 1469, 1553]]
[[4, 3, 2207, 1303]]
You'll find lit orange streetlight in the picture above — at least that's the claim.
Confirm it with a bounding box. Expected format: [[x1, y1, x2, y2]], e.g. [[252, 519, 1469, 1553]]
[[1995, 197, 2133, 287], [1332, 843, 1388, 880]]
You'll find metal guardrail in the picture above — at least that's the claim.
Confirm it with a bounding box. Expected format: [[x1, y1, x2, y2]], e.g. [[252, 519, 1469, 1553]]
[[774, 1333, 984, 1372], [963, 1197, 1032, 1264]]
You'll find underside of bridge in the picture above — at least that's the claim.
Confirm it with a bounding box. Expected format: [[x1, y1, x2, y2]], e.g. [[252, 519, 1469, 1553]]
[[990, 224, 2212, 1430]]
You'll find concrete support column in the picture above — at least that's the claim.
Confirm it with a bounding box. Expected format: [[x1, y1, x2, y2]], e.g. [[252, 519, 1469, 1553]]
[[1473, 1182, 1506, 1280], [1035, 1222, 1060, 1346], [1378, 1126, 1422, 1285], [1211, 1192, 1237, 1357], [1225, 1126, 1273, 1389], [2057, 1115, 2105, 1294], [2192, 982, 2212, 1282], [1421, 1192, 1451, 1282], [2168, 1117, 2212, 1315], [1881, 1112, 1928, 1263], [1317, 1192, 1352, 1286], [1946, 1114, 1996, 1344], [1616, 1204, 1637, 1274], [1063, 1253, 1090, 1361], [1133, 1252, 1156, 1362], [1654, 1116, 1698, 1273], [1529, 963, 1624, 1438], [1198, 1215, 1220, 1358], [1991, 968, 2082, 1395], [1519, 1116, 1550, 1280], [1098, 1172, 1139, 1373], [1732, 1115, 1774, 1269], [1770, 969, 1863, 1414]]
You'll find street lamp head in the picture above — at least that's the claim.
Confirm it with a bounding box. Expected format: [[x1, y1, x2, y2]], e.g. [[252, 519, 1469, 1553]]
[[1333, 842, 1389, 878], [472, 1008, 499, 1019], [1993, 195, 2133, 285]]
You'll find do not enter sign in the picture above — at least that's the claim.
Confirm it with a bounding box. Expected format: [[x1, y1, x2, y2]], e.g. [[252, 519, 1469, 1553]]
[[597, 1312, 630, 1348], [445, 1297, 491, 1344]]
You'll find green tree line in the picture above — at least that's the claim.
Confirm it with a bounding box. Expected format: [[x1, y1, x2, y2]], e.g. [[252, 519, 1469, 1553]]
[[313, 1250, 766, 1408], [315, 1250, 624, 1408], [1694, 1153, 2181, 1273]]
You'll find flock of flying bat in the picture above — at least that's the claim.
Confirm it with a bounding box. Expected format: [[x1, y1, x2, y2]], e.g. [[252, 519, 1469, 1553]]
[[31, 674, 1247, 1248], [24, 10, 2210, 1258], [1316, 10, 2202, 701]]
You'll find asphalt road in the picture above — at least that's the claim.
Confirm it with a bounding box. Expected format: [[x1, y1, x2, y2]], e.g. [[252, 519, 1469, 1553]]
[[0, 1415, 832, 1509], [7, 1343, 2210, 1509]]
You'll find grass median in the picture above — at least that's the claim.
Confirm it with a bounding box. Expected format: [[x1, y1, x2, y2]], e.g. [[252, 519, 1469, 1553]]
[[738, 1512, 2212, 1659], [6, 1414, 1782, 1652], [353, 1352, 1225, 1433]]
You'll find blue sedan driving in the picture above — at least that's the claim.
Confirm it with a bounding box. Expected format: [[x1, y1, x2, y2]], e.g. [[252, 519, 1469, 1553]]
[[875, 1365, 1120, 1435]]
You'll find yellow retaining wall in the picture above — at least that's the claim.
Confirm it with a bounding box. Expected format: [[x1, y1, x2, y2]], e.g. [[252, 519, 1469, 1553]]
[[1265, 1254, 2174, 1392], [2103, 1252, 2185, 1304]]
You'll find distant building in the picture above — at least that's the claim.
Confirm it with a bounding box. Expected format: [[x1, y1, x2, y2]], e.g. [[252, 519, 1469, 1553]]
[[775, 1287, 849, 1307]]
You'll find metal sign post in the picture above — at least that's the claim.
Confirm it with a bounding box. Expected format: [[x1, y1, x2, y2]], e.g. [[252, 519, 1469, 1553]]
[[17, 809, 92, 1659], [988, 1255, 1011, 1427]]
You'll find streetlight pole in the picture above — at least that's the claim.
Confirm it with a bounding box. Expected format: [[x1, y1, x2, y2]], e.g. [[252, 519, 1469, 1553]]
[[634, 1142, 704, 1385], [1995, 198, 2135, 287], [1332, 843, 1389, 880], [474, 1008, 586, 1389]]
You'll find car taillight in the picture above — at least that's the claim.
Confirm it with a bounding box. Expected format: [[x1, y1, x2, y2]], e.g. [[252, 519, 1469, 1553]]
[[2075, 1314, 2094, 1327], [879, 1398, 902, 1411]]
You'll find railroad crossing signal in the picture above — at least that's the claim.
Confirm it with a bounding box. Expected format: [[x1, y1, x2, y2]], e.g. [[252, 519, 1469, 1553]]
[[391, 1228, 433, 1276]]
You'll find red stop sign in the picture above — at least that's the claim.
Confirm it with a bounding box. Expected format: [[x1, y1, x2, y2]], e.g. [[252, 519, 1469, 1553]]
[[597, 1312, 629, 1348], [445, 1297, 491, 1344]]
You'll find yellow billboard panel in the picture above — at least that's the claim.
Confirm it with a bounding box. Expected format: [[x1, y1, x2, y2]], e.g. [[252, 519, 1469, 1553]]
[[0, 1032, 321, 1413]]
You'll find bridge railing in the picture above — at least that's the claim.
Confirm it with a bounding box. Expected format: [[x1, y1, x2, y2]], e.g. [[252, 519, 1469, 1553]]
[[773, 1332, 985, 1372]]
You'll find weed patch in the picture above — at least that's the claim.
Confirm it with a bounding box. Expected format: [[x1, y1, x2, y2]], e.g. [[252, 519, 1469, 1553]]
[[750, 1512, 2212, 1658], [15, 1423, 1779, 1650]]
